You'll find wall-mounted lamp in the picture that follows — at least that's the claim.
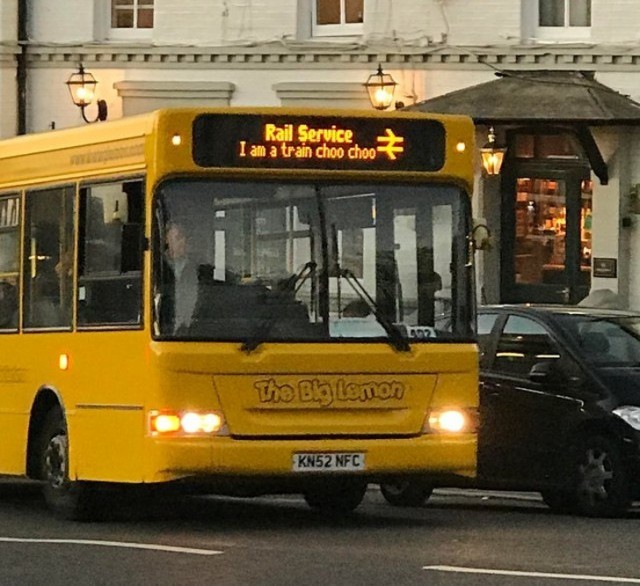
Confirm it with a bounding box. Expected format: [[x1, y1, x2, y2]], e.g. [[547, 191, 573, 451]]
[[65, 64, 108, 123], [480, 126, 506, 176], [363, 64, 398, 111]]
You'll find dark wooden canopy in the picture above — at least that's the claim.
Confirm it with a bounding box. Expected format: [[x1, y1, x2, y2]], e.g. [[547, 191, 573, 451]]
[[406, 71, 640, 184], [407, 70, 640, 125]]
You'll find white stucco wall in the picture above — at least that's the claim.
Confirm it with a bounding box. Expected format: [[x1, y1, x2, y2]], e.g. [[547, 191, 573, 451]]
[[0, 0, 17, 138], [28, 0, 97, 43], [12, 0, 640, 312], [23, 0, 640, 47], [0, 65, 17, 138], [0, 0, 17, 42], [418, 70, 495, 103], [28, 65, 442, 131], [155, 0, 298, 45], [590, 159, 623, 297], [623, 128, 640, 311], [591, 0, 640, 44]]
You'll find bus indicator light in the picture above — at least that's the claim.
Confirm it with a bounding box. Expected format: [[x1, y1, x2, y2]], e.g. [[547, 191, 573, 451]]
[[59, 354, 69, 371], [425, 408, 475, 434], [456, 141, 466, 153], [149, 410, 225, 436], [171, 134, 182, 146], [150, 413, 181, 434]]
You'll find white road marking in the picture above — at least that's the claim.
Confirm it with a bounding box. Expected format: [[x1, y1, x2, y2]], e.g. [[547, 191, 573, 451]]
[[0, 537, 222, 556], [423, 566, 640, 583]]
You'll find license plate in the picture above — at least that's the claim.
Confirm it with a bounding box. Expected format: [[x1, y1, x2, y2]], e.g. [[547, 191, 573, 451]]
[[292, 452, 366, 472]]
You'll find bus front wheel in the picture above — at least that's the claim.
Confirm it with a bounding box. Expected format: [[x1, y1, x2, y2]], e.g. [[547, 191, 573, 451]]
[[39, 406, 103, 521], [380, 479, 433, 507], [303, 480, 367, 515]]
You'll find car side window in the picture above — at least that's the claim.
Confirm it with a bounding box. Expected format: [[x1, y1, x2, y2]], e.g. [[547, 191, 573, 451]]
[[477, 312, 498, 368], [493, 315, 560, 378], [576, 320, 640, 366]]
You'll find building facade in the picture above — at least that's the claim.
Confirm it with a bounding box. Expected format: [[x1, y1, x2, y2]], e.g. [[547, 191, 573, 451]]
[[3, 0, 640, 309]]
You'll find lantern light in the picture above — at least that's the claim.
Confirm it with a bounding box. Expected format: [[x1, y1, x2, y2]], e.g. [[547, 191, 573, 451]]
[[480, 126, 506, 176], [65, 64, 108, 123], [363, 64, 398, 111]]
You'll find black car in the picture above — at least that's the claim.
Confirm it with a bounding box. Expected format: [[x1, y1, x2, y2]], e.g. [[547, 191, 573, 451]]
[[381, 305, 640, 517]]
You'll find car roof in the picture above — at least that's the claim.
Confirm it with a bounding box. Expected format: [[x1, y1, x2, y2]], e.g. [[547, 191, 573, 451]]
[[479, 304, 640, 319]]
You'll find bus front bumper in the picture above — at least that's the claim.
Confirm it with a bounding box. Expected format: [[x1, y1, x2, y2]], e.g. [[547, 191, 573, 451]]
[[144, 434, 477, 485]]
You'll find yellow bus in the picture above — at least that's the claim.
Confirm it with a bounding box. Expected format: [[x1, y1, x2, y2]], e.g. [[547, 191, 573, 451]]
[[0, 108, 478, 519]]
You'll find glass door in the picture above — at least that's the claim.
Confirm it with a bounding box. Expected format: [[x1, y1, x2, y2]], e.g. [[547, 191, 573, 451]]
[[501, 168, 591, 304]]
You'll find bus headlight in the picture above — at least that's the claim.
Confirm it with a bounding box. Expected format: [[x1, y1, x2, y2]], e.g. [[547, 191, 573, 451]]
[[149, 410, 226, 436], [423, 408, 477, 434]]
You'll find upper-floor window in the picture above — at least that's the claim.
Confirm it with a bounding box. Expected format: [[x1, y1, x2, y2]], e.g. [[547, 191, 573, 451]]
[[536, 0, 591, 39], [312, 0, 363, 37], [110, 0, 154, 40]]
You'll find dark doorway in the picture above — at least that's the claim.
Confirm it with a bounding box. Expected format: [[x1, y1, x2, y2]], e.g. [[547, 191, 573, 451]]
[[501, 131, 592, 305]]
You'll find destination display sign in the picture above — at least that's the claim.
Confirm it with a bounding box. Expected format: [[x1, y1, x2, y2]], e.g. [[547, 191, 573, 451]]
[[192, 114, 445, 172]]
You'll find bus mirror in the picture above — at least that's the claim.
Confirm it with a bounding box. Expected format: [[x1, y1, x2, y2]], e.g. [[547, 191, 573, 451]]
[[297, 196, 375, 230], [328, 196, 375, 229], [472, 220, 492, 252]]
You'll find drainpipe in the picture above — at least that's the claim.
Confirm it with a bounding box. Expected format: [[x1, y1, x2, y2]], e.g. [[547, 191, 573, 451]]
[[17, 0, 27, 135]]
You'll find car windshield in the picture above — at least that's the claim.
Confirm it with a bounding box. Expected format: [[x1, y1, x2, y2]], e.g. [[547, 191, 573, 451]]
[[555, 313, 640, 367], [152, 179, 474, 346]]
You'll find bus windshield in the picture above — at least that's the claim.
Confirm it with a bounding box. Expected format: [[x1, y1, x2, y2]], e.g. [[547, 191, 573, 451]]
[[153, 179, 473, 345]]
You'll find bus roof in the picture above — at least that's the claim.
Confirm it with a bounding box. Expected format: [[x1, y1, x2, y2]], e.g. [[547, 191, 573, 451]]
[[0, 113, 156, 161], [0, 107, 473, 159], [0, 108, 475, 193]]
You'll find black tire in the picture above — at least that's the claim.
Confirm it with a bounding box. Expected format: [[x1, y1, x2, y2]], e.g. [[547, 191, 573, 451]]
[[303, 480, 367, 515], [39, 406, 105, 521], [570, 435, 630, 518], [380, 480, 433, 507], [540, 489, 573, 514]]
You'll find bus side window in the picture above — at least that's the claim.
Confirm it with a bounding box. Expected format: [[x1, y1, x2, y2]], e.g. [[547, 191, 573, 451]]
[[0, 194, 20, 331], [0, 280, 18, 330], [23, 186, 74, 329], [78, 180, 144, 327]]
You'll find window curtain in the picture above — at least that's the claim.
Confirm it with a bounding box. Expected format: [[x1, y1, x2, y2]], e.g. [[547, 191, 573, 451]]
[[539, 0, 591, 27], [539, 0, 564, 26], [569, 0, 591, 26]]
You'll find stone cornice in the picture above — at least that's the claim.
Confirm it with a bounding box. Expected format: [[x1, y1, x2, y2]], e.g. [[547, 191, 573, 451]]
[[0, 45, 19, 64], [114, 80, 235, 99], [23, 42, 640, 71]]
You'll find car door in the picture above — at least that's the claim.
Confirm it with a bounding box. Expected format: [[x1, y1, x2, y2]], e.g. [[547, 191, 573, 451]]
[[479, 313, 583, 487]]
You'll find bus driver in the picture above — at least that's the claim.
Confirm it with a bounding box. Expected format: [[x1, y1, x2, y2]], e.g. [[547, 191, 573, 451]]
[[162, 221, 199, 333]]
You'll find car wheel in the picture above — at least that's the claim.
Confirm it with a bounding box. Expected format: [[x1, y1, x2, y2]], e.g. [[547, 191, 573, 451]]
[[570, 435, 630, 518], [303, 480, 367, 515], [540, 489, 573, 514], [39, 406, 105, 521], [380, 480, 433, 507]]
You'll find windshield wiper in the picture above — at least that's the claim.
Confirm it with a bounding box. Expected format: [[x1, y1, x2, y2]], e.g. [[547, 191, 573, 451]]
[[339, 267, 410, 353], [241, 262, 316, 353]]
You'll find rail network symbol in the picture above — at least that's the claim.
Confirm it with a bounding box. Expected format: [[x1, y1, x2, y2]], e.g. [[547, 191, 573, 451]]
[[376, 129, 405, 160]]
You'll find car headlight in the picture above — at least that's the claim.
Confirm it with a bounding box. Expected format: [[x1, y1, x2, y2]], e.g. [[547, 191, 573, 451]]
[[613, 405, 640, 431]]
